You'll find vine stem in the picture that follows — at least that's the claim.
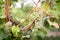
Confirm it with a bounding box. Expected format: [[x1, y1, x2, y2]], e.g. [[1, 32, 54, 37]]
[[4, 0, 10, 23], [21, 18, 37, 31], [18, 0, 40, 26], [32, 0, 40, 7]]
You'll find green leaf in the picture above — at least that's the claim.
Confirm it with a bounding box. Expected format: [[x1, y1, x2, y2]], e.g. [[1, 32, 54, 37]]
[[56, 2, 60, 11], [0, 26, 8, 40], [12, 25, 20, 37], [51, 10, 60, 19]]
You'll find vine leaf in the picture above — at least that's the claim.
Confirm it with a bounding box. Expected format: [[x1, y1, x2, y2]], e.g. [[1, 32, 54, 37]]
[[12, 25, 20, 37]]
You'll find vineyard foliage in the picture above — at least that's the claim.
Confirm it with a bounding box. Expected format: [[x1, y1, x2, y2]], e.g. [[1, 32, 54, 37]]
[[0, 0, 60, 40]]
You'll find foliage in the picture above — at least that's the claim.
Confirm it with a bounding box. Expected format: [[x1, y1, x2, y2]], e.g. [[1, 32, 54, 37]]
[[0, 0, 60, 40], [12, 25, 20, 37]]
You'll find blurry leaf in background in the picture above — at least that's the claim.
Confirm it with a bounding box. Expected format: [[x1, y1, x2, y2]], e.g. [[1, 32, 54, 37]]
[[42, 3, 48, 10], [51, 10, 60, 19], [11, 0, 18, 2], [11, 7, 26, 22], [56, 0, 60, 11], [0, 0, 4, 5], [0, 18, 5, 26], [0, 26, 8, 40], [0, 31, 7, 40], [11, 7, 17, 14], [0, 8, 4, 16], [23, 5, 33, 13]]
